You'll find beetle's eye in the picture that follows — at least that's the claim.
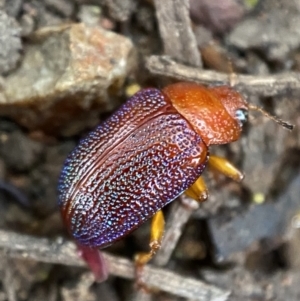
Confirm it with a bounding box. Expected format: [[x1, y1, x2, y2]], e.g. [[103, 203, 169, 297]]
[[235, 109, 248, 126]]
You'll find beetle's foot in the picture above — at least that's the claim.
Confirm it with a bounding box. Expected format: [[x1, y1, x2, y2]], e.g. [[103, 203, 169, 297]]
[[133, 211, 164, 290], [209, 155, 244, 182], [135, 240, 161, 265], [133, 210, 164, 268], [185, 176, 208, 202], [134, 241, 160, 292]]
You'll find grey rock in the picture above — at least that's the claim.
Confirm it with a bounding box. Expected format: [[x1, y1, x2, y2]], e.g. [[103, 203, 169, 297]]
[[0, 10, 22, 75], [228, 5, 300, 61], [0, 23, 135, 135]]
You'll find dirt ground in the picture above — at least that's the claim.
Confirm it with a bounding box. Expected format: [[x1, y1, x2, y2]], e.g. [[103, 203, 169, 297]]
[[0, 0, 300, 300]]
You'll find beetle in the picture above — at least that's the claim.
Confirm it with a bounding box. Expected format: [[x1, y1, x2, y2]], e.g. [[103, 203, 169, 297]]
[[57, 82, 292, 280]]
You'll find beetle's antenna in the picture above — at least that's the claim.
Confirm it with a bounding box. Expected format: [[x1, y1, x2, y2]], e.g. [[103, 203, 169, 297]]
[[248, 104, 294, 130]]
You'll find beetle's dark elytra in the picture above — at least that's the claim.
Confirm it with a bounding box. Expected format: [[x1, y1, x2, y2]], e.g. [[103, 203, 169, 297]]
[[58, 88, 208, 248]]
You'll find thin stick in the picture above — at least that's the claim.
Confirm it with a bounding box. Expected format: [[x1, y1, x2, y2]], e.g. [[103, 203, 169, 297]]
[[0, 230, 230, 301], [153, 0, 202, 67], [2, 257, 17, 301], [146, 55, 300, 97]]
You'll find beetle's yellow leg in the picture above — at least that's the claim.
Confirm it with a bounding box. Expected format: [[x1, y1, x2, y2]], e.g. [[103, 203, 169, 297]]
[[185, 155, 243, 203], [185, 176, 208, 202], [135, 210, 165, 288], [135, 210, 165, 265], [209, 155, 244, 182]]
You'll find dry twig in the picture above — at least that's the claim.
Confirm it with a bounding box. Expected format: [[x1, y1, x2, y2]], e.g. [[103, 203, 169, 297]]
[[2, 257, 17, 301], [146, 55, 300, 97], [153, 0, 202, 67], [0, 230, 230, 301]]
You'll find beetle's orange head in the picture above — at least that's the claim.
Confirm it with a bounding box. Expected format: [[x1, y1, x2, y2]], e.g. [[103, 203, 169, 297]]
[[163, 82, 249, 146], [163, 82, 293, 146]]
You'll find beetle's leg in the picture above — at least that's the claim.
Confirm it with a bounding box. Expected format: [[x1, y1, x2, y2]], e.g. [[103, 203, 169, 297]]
[[185, 155, 243, 203], [208, 155, 244, 182], [135, 210, 165, 265], [135, 210, 165, 287], [185, 176, 208, 202]]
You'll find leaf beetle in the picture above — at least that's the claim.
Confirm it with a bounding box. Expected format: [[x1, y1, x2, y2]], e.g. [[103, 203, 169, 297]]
[[58, 82, 293, 281]]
